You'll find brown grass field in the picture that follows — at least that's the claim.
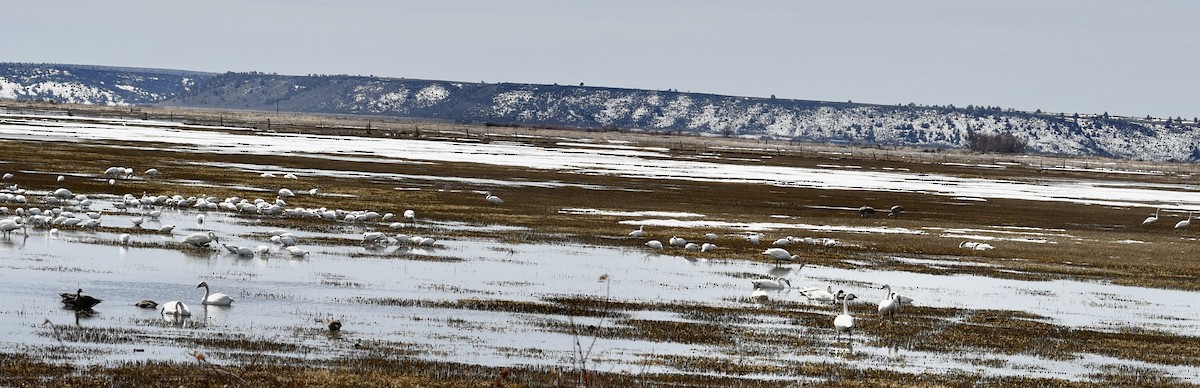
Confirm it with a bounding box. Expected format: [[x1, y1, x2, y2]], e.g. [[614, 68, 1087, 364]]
[[1, 100, 1198, 387]]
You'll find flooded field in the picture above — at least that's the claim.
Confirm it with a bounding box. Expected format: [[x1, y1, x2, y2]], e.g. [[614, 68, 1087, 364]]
[[1, 107, 1199, 386]]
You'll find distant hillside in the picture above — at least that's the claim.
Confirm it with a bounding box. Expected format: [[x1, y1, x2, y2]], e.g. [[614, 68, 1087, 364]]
[[2, 63, 1199, 162], [0, 63, 209, 105]]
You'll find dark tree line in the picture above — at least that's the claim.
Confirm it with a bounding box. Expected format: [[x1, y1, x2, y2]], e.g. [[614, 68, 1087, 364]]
[[967, 131, 1027, 153]]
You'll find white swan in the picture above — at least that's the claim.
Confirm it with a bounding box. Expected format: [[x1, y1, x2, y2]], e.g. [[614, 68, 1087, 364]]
[[669, 236, 687, 247], [1, 218, 26, 237], [272, 233, 298, 246], [878, 291, 900, 323], [629, 225, 644, 238], [222, 243, 241, 254], [484, 191, 504, 205], [746, 233, 762, 245], [404, 209, 416, 222], [196, 281, 234, 306], [1175, 211, 1193, 230], [278, 188, 295, 197], [161, 300, 192, 316], [799, 285, 837, 304], [960, 241, 994, 250], [52, 188, 74, 199], [119, 233, 131, 245], [704, 232, 718, 241], [881, 284, 914, 306], [683, 242, 700, 251], [363, 231, 386, 245], [181, 231, 218, 247], [834, 292, 858, 340], [1142, 208, 1160, 225], [285, 246, 310, 257], [701, 243, 717, 252], [761, 248, 800, 264], [751, 277, 791, 289], [644, 240, 663, 249]]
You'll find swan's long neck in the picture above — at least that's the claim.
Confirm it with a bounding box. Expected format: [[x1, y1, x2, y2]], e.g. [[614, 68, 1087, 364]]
[[883, 285, 892, 298], [202, 285, 210, 302], [842, 297, 850, 315]]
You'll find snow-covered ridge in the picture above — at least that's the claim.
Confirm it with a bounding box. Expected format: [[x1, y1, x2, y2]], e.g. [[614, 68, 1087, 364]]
[[0, 63, 195, 105], [2, 63, 1198, 162]]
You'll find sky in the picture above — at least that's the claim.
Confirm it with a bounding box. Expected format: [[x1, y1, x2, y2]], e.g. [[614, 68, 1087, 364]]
[[4, 1, 1198, 119]]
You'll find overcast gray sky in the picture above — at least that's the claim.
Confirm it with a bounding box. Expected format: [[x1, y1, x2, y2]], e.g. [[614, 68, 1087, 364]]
[[5, 1, 1198, 118]]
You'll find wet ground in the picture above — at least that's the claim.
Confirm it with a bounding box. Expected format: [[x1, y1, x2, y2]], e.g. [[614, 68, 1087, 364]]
[[1, 108, 1199, 386]]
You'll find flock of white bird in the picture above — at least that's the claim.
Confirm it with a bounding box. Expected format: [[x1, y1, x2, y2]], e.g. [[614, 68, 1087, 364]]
[[627, 203, 1195, 340], [1, 167, 510, 326], [3, 165, 1193, 340], [632, 224, 913, 340]]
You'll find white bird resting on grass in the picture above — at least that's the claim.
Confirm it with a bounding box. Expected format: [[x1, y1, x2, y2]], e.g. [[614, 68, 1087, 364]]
[[1175, 211, 1194, 230], [644, 240, 663, 249], [1142, 208, 1161, 226], [959, 241, 994, 250], [484, 191, 504, 205], [629, 225, 645, 238]]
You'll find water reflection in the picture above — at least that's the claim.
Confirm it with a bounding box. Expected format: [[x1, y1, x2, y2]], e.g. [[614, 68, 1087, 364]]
[[202, 304, 232, 324], [766, 266, 795, 277]]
